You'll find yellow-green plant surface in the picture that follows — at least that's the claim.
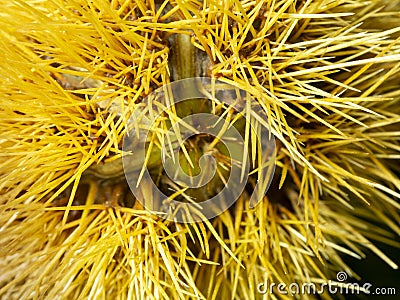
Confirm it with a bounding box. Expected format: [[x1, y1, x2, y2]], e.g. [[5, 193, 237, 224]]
[[1, 0, 400, 299]]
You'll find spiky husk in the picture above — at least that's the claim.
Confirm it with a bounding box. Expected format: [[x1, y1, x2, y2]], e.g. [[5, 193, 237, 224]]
[[1, 0, 400, 299]]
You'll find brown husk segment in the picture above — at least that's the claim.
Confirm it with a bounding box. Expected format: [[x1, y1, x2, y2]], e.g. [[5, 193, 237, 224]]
[[0, 0, 399, 299]]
